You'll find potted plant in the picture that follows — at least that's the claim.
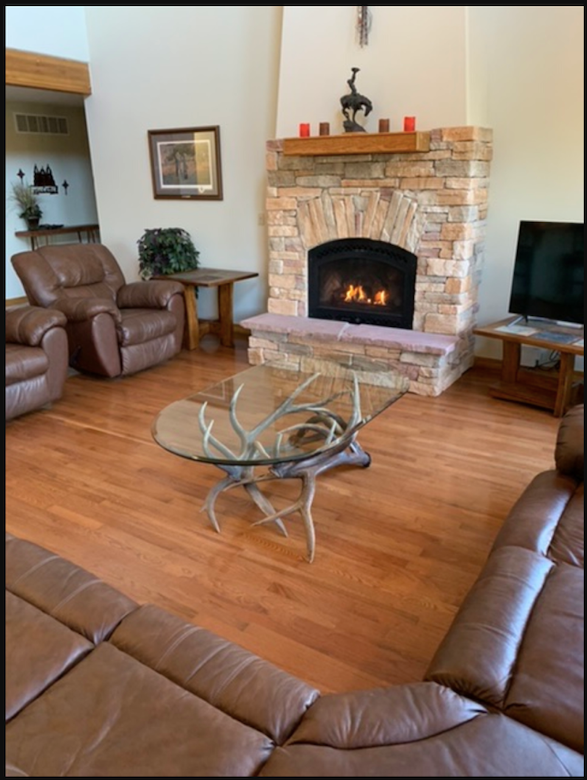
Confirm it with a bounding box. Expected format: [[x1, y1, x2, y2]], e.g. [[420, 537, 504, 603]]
[[137, 227, 200, 280], [10, 181, 43, 230]]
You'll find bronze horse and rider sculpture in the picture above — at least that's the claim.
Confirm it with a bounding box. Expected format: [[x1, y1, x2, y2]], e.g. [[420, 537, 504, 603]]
[[340, 67, 373, 132]]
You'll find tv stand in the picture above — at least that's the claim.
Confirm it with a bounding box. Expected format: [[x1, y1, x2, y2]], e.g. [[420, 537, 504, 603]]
[[474, 316, 584, 417]]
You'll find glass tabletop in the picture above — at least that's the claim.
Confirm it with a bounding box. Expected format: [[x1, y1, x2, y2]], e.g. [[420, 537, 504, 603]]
[[152, 360, 409, 467]]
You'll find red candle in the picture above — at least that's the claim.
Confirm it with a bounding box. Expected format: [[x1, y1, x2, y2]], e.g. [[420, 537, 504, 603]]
[[299, 123, 310, 138], [403, 116, 416, 132]]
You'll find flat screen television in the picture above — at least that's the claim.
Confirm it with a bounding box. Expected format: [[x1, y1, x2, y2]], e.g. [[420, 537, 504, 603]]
[[508, 220, 584, 326]]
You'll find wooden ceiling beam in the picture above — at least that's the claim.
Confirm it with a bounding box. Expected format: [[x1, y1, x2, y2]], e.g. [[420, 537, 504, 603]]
[[5, 48, 91, 96]]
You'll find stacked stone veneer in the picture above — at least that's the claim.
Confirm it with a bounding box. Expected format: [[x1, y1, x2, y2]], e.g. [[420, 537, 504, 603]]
[[245, 126, 492, 396]]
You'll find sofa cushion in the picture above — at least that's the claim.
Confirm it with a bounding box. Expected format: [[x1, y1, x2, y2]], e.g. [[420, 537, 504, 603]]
[[555, 404, 584, 480], [5, 642, 276, 778], [260, 694, 583, 777], [425, 545, 584, 753], [425, 546, 553, 704], [110, 604, 320, 745], [117, 308, 178, 347], [6, 592, 93, 721], [503, 561, 584, 752], [5, 344, 48, 385], [5, 533, 138, 644], [275, 683, 487, 749], [491, 470, 584, 568]]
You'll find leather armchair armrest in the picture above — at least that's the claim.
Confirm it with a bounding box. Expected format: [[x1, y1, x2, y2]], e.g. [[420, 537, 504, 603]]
[[117, 281, 184, 310], [52, 297, 122, 324], [5, 306, 67, 347]]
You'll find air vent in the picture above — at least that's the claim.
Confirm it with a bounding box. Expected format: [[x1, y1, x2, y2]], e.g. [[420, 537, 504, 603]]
[[14, 113, 69, 136]]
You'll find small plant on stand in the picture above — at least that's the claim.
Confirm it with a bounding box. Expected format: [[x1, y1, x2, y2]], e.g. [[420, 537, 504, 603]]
[[137, 227, 200, 280], [10, 181, 43, 230]]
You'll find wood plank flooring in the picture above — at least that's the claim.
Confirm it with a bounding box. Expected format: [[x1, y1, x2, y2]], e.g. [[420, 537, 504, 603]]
[[5, 337, 563, 693]]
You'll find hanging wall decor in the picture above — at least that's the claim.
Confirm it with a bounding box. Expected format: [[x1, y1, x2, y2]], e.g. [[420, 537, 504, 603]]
[[148, 126, 223, 200], [32, 164, 59, 194], [357, 6, 372, 47]]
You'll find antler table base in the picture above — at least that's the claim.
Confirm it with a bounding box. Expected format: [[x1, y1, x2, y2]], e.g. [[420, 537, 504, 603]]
[[201, 433, 371, 563]]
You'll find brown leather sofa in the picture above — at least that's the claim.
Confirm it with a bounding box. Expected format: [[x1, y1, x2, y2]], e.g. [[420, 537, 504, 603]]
[[11, 244, 185, 378], [5, 306, 69, 421], [5, 406, 584, 776]]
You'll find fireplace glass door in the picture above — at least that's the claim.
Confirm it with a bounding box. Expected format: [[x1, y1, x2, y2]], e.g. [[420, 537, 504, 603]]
[[308, 238, 417, 329]]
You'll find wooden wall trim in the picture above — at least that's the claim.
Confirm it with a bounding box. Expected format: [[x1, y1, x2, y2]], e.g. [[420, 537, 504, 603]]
[[6, 48, 91, 96]]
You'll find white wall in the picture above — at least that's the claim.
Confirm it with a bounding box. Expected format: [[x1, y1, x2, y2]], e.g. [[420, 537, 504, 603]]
[[5, 101, 99, 297], [83, 6, 283, 322], [6, 6, 89, 60], [276, 6, 468, 137], [468, 6, 584, 361]]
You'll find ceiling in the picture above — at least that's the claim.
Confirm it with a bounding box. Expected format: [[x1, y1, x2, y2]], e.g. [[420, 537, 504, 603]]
[[6, 85, 85, 106]]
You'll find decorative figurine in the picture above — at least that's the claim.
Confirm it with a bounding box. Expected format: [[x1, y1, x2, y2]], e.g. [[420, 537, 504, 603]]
[[340, 67, 373, 133]]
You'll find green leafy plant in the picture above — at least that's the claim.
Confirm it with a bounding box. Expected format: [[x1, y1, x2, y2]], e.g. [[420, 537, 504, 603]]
[[9, 181, 43, 223], [137, 227, 200, 280]]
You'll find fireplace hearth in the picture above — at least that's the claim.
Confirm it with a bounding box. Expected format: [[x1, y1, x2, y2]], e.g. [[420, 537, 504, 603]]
[[308, 237, 416, 329]]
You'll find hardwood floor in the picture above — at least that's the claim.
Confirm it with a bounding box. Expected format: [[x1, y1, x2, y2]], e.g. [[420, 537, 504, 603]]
[[5, 337, 562, 693]]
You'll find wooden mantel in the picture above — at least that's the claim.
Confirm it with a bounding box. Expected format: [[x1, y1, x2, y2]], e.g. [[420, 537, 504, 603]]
[[282, 131, 430, 156]]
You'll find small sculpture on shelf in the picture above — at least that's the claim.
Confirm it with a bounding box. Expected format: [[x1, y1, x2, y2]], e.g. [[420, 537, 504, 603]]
[[340, 67, 373, 133]]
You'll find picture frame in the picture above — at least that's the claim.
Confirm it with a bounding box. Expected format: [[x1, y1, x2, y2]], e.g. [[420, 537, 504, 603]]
[[147, 126, 223, 200]]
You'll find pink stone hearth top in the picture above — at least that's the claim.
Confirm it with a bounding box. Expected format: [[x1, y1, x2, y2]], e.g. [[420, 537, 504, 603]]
[[241, 314, 458, 356]]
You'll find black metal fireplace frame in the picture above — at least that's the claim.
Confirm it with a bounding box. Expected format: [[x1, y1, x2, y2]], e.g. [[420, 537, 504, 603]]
[[307, 237, 417, 329]]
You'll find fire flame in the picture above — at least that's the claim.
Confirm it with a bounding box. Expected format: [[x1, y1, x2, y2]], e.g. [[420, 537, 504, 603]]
[[343, 285, 388, 306]]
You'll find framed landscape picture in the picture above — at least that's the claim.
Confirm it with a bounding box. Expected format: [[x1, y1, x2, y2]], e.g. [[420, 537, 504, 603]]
[[148, 126, 223, 200]]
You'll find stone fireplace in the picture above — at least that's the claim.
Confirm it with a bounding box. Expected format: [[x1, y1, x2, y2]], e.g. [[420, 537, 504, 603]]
[[242, 126, 492, 396]]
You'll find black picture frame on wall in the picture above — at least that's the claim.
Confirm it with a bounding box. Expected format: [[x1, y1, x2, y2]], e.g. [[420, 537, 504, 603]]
[[148, 125, 223, 200]]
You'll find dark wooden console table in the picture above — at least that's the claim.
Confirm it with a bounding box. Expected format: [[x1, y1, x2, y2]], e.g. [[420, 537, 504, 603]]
[[153, 268, 259, 350], [15, 224, 100, 251], [474, 316, 584, 417]]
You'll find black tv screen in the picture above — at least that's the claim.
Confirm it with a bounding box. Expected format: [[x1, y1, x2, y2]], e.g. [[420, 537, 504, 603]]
[[508, 220, 584, 326]]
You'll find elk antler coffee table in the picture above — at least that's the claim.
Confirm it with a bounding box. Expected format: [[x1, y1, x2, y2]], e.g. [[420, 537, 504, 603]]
[[152, 360, 409, 561]]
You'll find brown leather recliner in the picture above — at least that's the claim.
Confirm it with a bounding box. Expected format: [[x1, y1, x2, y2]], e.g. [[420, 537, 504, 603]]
[[5, 306, 69, 421], [11, 244, 185, 378]]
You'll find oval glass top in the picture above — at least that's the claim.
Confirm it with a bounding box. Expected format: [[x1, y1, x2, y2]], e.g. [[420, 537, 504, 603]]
[[152, 361, 409, 466]]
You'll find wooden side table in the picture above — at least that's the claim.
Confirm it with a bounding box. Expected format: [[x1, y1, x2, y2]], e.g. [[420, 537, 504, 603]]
[[474, 316, 584, 417], [153, 268, 259, 350], [15, 224, 100, 251]]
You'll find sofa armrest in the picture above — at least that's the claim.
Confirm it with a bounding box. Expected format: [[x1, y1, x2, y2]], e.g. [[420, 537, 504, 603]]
[[117, 281, 184, 310], [555, 404, 584, 480], [52, 297, 121, 324], [5, 306, 67, 347]]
